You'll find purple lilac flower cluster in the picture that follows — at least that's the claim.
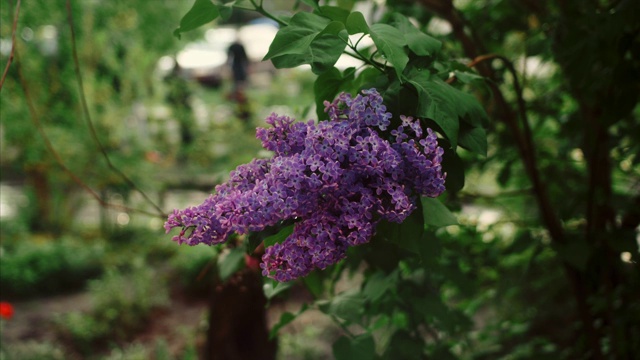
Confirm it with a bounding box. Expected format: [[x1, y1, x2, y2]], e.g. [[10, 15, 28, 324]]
[[164, 89, 446, 281]]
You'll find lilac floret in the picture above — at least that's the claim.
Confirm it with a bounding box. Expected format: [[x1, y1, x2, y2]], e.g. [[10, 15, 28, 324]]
[[165, 88, 446, 281]]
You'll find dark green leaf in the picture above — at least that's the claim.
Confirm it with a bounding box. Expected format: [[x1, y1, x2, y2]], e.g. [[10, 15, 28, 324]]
[[173, 0, 220, 39], [385, 201, 425, 254], [457, 94, 488, 127], [218, 247, 245, 281], [362, 270, 397, 302], [422, 197, 458, 227], [457, 123, 487, 156], [453, 70, 484, 84], [441, 145, 465, 193], [369, 23, 408, 79], [354, 67, 389, 93], [314, 67, 355, 120], [333, 334, 375, 360], [407, 74, 460, 146], [318, 289, 365, 324], [246, 223, 285, 254], [302, 270, 324, 298], [263, 224, 294, 248], [271, 53, 308, 69], [246, 233, 263, 255], [392, 13, 441, 56], [346, 11, 369, 35], [407, 71, 488, 147]]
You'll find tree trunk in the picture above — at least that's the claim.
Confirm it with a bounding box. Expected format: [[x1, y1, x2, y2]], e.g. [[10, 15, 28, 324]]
[[205, 268, 277, 360]]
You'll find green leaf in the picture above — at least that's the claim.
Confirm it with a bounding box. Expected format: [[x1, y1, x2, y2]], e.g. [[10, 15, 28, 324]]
[[392, 13, 441, 56], [317, 5, 350, 23], [264, 224, 294, 248], [333, 334, 375, 360], [266, 14, 347, 73], [269, 303, 309, 339], [218, 247, 245, 281], [246, 224, 286, 254], [422, 197, 458, 227], [318, 289, 365, 324], [173, 0, 220, 39], [384, 201, 425, 254], [441, 145, 465, 193], [216, 3, 234, 21], [308, 22, 349, 74], [362, 270, 397, 302], [246, 233, 263, 255], [302, 270, 324, 298], [453, 70, 485, 84], [407, 71, 488, 147], [407, 74, 460, 146], [346, 11, 369, 35], [263, 278, 294, 299], [264, 12, 331, 60], [353, 67, 389, 93], [270, 312, 295, 338], [369, 23, 408, 79], [314, 67, 356, 120], [457, 123, 487, 156], [271, 53, 308, 69]]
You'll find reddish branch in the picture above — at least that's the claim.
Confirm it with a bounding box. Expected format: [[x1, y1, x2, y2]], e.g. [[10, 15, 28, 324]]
[[0, 0, 21, 91]]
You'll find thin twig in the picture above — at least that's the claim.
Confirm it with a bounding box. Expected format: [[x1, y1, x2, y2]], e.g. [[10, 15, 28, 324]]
[[64, 0, 166, 217], [0, 0, 21, 91], [14, 48, 162, 218], [250, 0, 288, 27]]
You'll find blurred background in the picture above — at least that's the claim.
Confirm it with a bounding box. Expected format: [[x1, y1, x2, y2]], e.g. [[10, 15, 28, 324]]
[[1, 0, 639, 359]]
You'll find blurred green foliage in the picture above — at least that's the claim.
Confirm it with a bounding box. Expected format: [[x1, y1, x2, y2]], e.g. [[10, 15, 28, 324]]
[[0, 236, 104, 298], [55, 262, 169, 355], [0, 0, 638, 359], [172, 0, 639, 359]]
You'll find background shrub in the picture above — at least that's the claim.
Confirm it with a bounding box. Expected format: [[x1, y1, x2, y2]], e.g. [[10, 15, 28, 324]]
[[0, 236, 105, 299]]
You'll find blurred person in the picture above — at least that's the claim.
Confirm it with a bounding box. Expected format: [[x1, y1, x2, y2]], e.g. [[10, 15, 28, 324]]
[[227, 38, 249, 95], [226, 37, 252, 122]]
